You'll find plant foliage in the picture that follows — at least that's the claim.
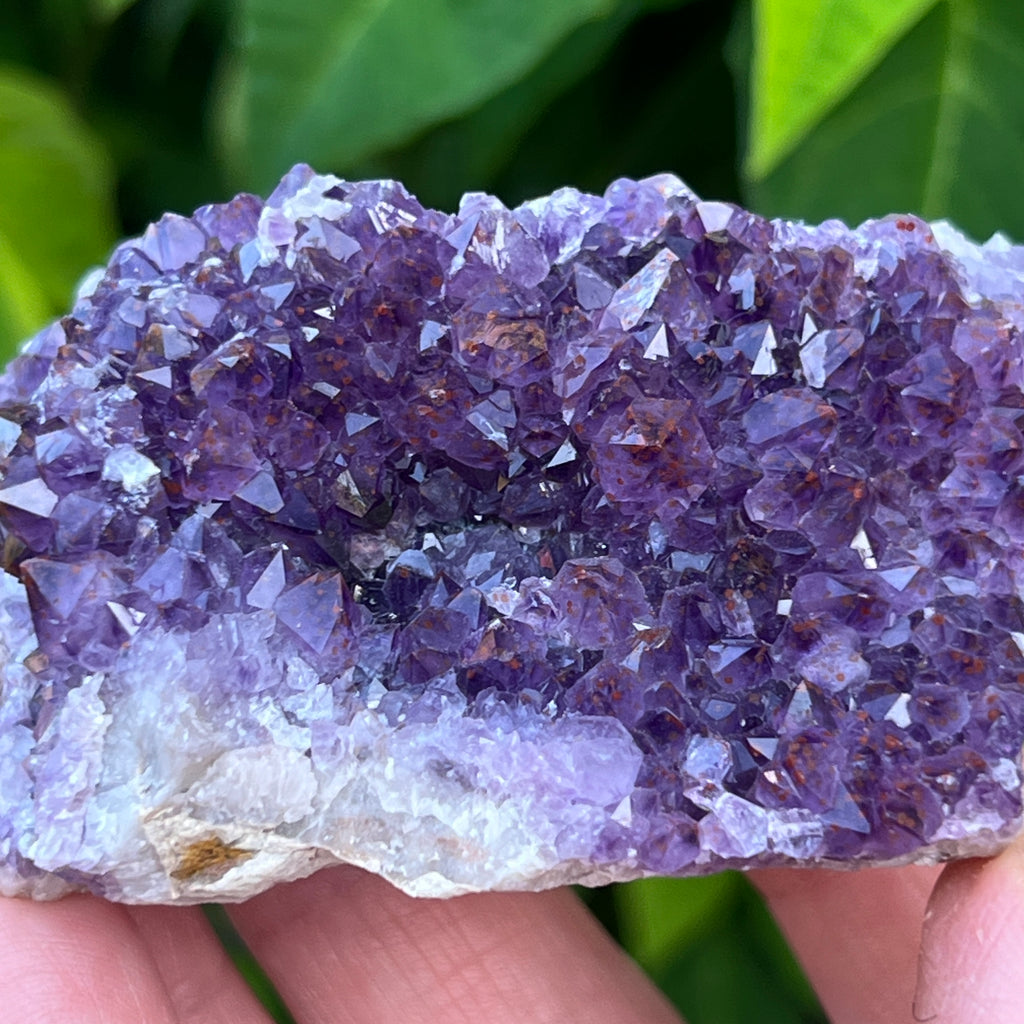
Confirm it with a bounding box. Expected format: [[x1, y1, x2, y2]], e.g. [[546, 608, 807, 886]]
[[1, 1, 1019, 1020]]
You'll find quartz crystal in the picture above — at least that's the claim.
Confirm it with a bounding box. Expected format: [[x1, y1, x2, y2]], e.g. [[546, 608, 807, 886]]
[[1, 166, 1023, 904]]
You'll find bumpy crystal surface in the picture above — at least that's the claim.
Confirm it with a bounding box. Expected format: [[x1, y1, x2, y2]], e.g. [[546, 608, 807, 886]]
[[1, 166, 1023, 903]]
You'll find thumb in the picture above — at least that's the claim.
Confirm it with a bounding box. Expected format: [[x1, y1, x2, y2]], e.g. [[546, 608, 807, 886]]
[[915, 836, 1024, 1023]]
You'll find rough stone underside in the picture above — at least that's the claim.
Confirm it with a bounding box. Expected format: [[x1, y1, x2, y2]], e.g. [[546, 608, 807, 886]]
[[2, 166, 1024, 904]]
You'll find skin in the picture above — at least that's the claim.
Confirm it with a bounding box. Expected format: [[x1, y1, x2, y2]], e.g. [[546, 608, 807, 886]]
[[1, 842, 1023, 1024]]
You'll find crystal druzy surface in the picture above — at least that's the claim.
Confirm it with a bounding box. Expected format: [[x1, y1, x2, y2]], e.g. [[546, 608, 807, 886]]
[[2, 166, 1024, 904]]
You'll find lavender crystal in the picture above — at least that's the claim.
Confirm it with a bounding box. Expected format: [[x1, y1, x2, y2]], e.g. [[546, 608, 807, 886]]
[[1, 165, 1023, 903]]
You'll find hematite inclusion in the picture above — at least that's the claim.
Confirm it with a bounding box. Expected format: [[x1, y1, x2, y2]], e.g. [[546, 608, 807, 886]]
[[1, 165, 1023, 903]]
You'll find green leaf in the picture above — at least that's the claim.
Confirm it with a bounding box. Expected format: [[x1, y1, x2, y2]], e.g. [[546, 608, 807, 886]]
[[0, 227, 52, 360], [747, 0, 936, 179], [204, 906, 297, 1024], [346, 1, 645, 210], [615, 874, 740, 974], [615, 875, 825, 1024], [747, 0, 1024, 242], [216, 0, 621, 192], [0, 66, 117, 357], [371, 0, 736, 212], [90, 0, 140, 22]]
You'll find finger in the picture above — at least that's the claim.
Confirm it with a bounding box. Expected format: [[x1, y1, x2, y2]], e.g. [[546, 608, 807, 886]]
[[125, 904, 275, 1024], [0, 894, 178, 1024], [229, 866, 683, 1024], [915, 838, 1024, 1023], [750, 864, 941, 1024], [0, 893, 274, 1024]]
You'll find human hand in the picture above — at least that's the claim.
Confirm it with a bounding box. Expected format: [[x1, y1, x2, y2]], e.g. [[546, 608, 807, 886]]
[[0, 865, 679, 1024], [753, 836, 1024, 1023], [2, 841, 1022, 1024]]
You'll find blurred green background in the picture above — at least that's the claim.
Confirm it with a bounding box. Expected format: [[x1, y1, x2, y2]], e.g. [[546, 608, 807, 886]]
[[3, 0, 1021, 1020]]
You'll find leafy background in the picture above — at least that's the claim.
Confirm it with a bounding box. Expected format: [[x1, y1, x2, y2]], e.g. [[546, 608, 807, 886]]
[[1, 0, 1019, 1020]]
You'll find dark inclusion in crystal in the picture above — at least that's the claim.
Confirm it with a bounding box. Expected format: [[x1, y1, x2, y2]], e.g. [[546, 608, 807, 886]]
[[1, 166, 1023, 903]]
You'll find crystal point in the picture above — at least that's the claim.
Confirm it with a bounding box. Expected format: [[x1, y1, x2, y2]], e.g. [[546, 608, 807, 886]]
[[1, 168, 1023, 904]]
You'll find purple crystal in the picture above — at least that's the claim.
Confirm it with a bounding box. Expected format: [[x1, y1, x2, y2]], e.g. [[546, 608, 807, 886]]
[[1, 166, 1023, 904]]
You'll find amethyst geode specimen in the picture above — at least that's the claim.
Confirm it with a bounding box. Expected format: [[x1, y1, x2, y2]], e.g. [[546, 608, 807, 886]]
[[1, 166, 1023, 904]]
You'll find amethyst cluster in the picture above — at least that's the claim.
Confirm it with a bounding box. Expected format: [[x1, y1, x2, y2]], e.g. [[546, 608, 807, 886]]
[[1, 165, 1023, 903]]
